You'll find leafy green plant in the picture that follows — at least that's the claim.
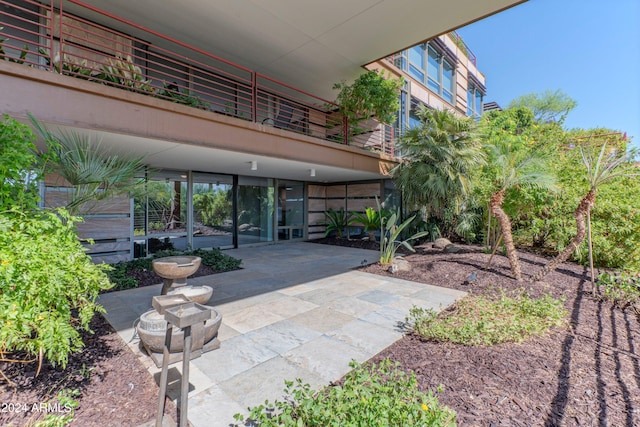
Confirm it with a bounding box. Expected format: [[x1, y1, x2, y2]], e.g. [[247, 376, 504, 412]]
[[0, 209, 112, 372], [0, 115, 43, 211], [157, 82, 210, 109], [322, 207, 353, 239], [96, 55, 154, 93], [332, 70, 403, 140], [233, 359, 456, 427], [407, 290, 566, 345], [30, 114, 149, 216], [596, 270, 640, 311], [32, 388, 80, 427], [379, 205, 429, 266], [350, 206, 386, 241], [0, 27, 29, 64]]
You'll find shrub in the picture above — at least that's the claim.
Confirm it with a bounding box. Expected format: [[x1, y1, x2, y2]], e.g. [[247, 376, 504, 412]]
[[407, 290, 566, 345], [234, 359, 456, 427], [322, 207, 353, 239], [0, 209, 112, 370], [0, 114, 42, 210]]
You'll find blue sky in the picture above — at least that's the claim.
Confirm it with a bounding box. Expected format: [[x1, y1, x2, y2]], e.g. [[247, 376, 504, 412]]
[[457, 0, 640, 149]]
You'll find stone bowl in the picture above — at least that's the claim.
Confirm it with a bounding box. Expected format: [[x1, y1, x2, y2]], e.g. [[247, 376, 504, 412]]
[[137, 307, 222, 353], [152, 256, 201, 280], [168, 285, 213, 305]]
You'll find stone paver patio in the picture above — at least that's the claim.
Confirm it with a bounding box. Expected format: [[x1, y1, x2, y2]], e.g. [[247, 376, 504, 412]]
[[98, 242, 466, 427]]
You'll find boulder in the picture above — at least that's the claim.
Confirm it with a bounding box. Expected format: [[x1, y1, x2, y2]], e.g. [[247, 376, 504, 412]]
[[444, 244, 462, 254], [389, 256, 411, 273], [433, 237, 452, 249]]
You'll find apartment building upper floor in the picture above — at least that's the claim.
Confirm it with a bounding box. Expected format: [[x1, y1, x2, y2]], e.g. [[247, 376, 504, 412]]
[[1, 1, 521, 164]]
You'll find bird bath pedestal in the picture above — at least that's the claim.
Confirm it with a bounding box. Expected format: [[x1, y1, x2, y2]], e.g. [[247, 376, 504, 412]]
[[155, 298, 211, 427]]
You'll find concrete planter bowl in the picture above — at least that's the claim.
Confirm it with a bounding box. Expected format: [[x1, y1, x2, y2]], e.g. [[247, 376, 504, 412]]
[[168, 285, 213, 305], [152, 255, 202, 295], [137, 307, 222, 353]]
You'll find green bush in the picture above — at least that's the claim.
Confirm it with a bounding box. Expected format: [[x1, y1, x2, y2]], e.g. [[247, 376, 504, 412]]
[[0, 114, 42, 210], [408, 290, 566, 346], [596, 270, 640, 311], [234, 359, 455, 427], [0, 209, 112, 369]]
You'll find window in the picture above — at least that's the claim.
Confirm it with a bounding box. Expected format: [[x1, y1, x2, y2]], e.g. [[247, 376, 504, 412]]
[[427, 45, 455, 103], [408, 44, 425, 82], [398, 42, 456, 105], [467, 83, 484, 118]]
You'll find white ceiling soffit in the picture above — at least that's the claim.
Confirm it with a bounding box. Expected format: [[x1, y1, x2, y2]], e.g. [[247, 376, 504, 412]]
[[72, 0, 524, 100], [40, 127, 385, 183]]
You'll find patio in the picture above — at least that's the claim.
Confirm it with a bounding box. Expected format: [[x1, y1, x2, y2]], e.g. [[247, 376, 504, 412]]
[[98, 242, 466, 426]]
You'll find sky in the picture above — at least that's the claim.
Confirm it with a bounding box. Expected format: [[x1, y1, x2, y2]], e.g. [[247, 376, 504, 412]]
[[456, 0, 640, 149]]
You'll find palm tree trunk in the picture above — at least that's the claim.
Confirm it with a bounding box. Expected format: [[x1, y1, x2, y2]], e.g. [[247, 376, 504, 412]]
[[532, 187, 597, 282], [489, 189, 522, 281]]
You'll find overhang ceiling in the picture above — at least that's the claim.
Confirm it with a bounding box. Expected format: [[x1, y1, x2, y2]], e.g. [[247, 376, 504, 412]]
[[71, 0, 525, 100]]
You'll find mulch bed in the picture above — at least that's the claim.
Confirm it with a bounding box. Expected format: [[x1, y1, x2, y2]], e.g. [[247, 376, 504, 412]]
[[1, 239, 639, 426], [363, 243, 640, 426]]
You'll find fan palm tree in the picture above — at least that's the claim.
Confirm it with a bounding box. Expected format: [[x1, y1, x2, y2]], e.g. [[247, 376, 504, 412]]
[[392, 106, 485, 221], [29, 114, 148, 216], [487, 142, 555, 281], [532, 142, 639, 282]]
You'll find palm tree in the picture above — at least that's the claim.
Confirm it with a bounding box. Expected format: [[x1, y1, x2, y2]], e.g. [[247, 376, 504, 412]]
[[392, 107, 485, 222], [532, 142, 639, 282], [29, 115, 148, 216], [487, 142, 555, 281]]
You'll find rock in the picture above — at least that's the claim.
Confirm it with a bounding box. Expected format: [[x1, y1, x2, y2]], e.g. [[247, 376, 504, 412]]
[[444, 244, 462, 253], [433, 237, 452, 249], [389, 257, 411, 273]]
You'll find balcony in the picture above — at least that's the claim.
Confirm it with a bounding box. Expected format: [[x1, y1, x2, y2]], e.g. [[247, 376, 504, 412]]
[[0, 0, 395, 156]]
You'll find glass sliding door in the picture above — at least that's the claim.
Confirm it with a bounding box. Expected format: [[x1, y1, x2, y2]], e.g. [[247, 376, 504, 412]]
[[237, 176, 274, 245], [192, 172, 234, 249], [133, 170, 188, 257], [277, 180, 305, 240]]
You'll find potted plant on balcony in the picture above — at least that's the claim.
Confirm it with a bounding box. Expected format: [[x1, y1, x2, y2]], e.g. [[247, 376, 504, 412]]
[[332, 69, 403, 140]]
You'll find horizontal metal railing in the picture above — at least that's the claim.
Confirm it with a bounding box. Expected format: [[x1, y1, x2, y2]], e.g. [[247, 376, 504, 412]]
[[0, 0, 395, 156]]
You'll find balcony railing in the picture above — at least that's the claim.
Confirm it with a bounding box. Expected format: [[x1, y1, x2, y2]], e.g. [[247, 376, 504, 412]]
[[0, 0, 395, 156]]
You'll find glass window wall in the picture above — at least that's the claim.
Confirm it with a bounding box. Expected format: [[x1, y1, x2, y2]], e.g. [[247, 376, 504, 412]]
[[237, 176, 274, 245], [277, 180, 304, 240], [192, 173, 234, 249]]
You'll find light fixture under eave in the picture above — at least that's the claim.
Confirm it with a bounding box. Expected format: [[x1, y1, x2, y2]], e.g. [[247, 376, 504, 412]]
[[250, 160, 258, 171], [309, 168, 316, 177]]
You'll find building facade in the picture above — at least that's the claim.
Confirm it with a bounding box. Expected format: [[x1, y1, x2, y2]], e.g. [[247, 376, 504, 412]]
[[0, 0, 521, 262]]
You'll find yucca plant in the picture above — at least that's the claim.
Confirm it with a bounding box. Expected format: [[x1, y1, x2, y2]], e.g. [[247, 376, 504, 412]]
[[533, 142, 639, 282]]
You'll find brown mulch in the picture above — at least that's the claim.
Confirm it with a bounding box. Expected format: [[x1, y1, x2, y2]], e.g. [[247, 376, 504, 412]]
[[362, 242, 640, 427], [0, 314, 178, 427], [2, 239, 639, 426]]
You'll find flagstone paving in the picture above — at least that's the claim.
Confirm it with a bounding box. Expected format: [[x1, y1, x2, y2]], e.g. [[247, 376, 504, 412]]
[[98, 242, 465, 427]]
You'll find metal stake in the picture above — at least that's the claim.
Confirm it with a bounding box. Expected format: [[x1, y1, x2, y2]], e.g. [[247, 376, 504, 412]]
[[156, 324, 173, 427]]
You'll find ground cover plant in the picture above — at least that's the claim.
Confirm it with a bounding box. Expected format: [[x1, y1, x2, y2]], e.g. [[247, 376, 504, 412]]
[[407, 291, 566, 345], [234, 359, 456, 427]]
